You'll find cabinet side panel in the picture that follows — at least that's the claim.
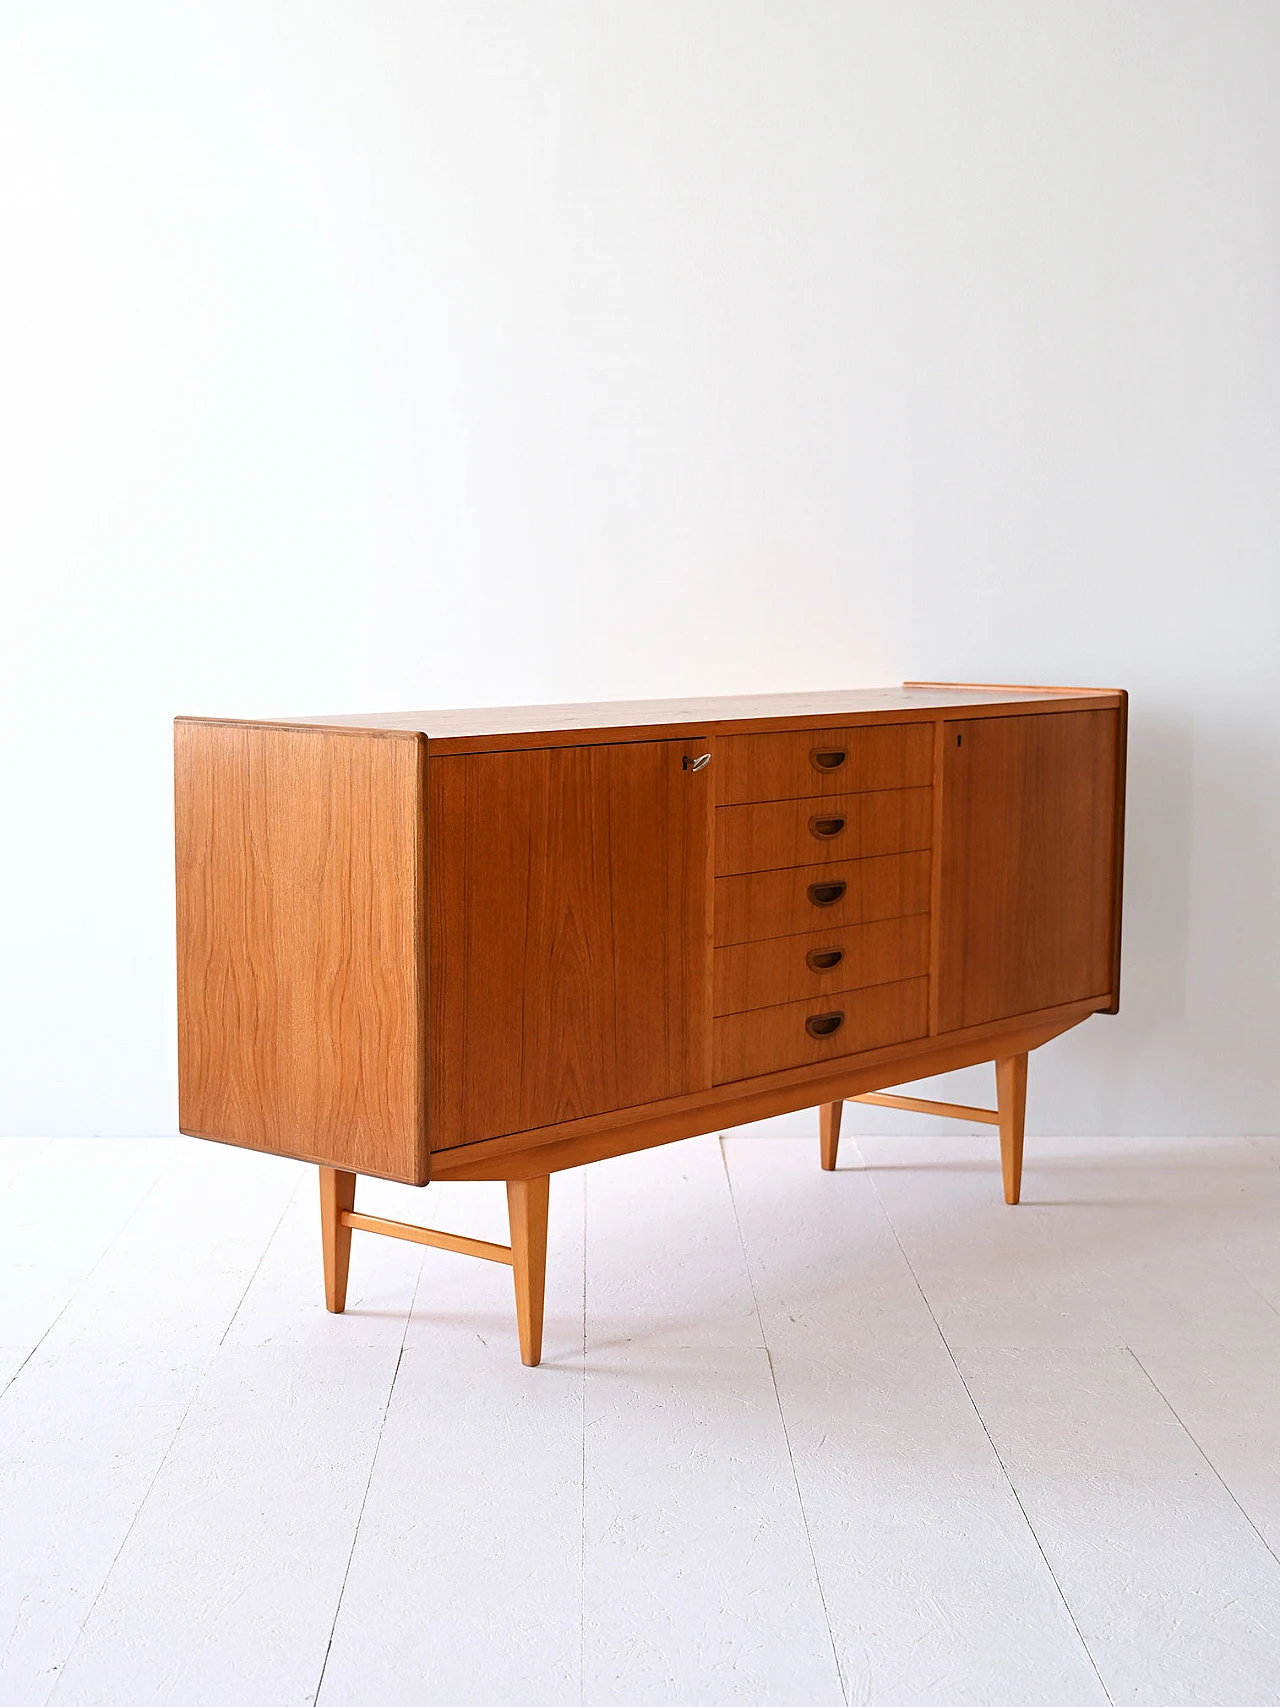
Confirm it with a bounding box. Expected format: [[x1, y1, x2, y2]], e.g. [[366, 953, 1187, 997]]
[[429, 740, 711, 1149], [1103, 690, 1128, 1013], [175, 721, 427, 1182], [936, 709, 1117, 1032]]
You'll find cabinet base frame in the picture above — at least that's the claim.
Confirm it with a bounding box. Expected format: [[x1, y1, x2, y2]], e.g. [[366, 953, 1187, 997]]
[[820, 1051, 1029, 1203], [320, 1039, 1042, 1365], [320, 1168, 551, 1366]]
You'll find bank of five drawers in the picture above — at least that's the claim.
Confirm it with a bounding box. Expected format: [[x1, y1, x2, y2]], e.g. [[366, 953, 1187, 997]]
[[712, 722, 933, 1082]]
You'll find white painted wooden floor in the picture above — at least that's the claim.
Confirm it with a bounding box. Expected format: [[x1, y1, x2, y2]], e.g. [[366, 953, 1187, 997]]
[[5, 1120, 1280, 1706]]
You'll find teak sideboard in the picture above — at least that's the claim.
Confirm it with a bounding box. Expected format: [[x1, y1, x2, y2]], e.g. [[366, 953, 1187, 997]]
[[175, 682, 1126, 1364]]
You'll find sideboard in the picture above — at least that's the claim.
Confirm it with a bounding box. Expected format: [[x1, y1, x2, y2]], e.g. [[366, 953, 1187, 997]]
[[175, 682, 1126, 1364]]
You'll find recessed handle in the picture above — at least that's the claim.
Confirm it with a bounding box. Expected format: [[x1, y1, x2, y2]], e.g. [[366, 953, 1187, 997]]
[[810, 748, 847, 771], [683, 752, 711, 772], [806, 947, 844, 973], [805, 1011, 845, 1039], [808, 814, 846, 840], [807, 880, 847, 907]]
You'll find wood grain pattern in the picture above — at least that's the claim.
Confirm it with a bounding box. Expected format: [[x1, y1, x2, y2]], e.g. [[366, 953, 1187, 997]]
[[341, 1212, 513, 1264], [320, 1167, 356, 1312], [996, 1052, 1029, 1205], [268, 683, 1122, 753], [713, 915, 929, 1016], [927, 711, 948, 1036], [438, 1010, 1088, 1180], [507, 1176, 550, 1366], [936, 710, 1119, 1032], [715, 787, 932, 877], [175, 721, 428, 1183], [429, 993, 1106, 1172], [852, 1091, 999, 1125], [713, 977, 929, 1084], [714, 851, 931, 946], [819, 1102, 842, 1171], [429, 739, 711, 1150], [716, 722, 934, 805]]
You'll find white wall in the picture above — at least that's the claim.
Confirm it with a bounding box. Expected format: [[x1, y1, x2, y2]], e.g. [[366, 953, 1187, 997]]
[[2, 2, 1277, 1138]]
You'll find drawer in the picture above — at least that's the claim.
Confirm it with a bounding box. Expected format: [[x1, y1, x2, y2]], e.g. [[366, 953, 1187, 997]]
[[717, 721, 934, 805], [715, 851, 931, 945], [713, 977, 929, 1084], [714, 914, 930, 1016], [715, 787, 932, 877]]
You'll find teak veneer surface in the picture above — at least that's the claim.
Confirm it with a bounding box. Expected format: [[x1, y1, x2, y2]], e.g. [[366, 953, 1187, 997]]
[[231, 684, 1121, 753], [428, 738, 712, 1151], [713, 915, 931, 1016], [176, 723, 427, 1180], [715, 786, 933, 876], [713, 852, 932, 946], [936, 709, 1119, 1032], [435, 1009, 1090, 1181], [175, 683, 1124, 1187], [421, 992, 1108, 1172], [716, 721, 935, 804], [713, 976, 930, 1084]]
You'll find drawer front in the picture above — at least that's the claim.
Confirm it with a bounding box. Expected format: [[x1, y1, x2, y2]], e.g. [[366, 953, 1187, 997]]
[[717, 722, 934, 805], [714, 914, 929, 1016], [715, 787, 932, 877], [713, 977, 929, 1083], [714, 851, 931, 946]]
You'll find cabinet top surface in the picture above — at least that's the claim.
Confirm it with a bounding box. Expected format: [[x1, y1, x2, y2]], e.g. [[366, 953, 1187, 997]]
[[178, 686, 1119, 754], [178, 683, 1124, 752]]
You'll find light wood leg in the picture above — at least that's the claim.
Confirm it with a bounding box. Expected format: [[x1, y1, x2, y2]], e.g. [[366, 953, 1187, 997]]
[[320, 1167, 357, 1311], [819, 1101, 843, 1171], [506, 1176, 550, 1367], [996, 1053, 1028, 1205]]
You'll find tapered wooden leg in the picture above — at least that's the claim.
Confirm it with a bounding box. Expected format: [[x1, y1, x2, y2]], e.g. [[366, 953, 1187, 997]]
[[506, 1176, 550, 1367], [995, 1054, 1028, 1205], [320, 1167, 356, 1312], [819, 1101, 844, 1171]]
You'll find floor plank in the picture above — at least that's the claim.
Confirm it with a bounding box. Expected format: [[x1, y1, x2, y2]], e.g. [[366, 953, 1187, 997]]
[[726, 1133, 1110, 1705], [7, 1130, 1280, 1705], [401, 1170, 586, 1366], [0, 1348, 201, 1707], [854, 1131, 1124, 1350], [2, 1139, 178, 1350], [582, 1138, 839, 1703], [583, 1344, 843, 1706], [0, 1138, 51, 1198], [45, 1346, 403, 1707], [1133, 1343, 1280, 1560], [1030, 1139, 1280, 1355], [225, 1169, 427, 1351], [38, 1142, 301, 1355], [959, 1346, 1280, 1707], [0, 1347, 30, 1392], [317, 1172, 586, 1706], [586, 1135, 762, 1350]]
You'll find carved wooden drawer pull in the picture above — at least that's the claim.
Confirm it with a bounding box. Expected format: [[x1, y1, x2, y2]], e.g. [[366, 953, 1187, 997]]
[[806, 948, 844, 973], [807, 880, 847, 907], [809, 814, 846, 840], [810, 748, 847, 771], [805, 1011, 845, 1039]]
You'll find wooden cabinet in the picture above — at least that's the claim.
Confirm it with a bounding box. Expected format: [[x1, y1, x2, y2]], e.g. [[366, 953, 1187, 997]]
[[175, 682, 1126, 1364]]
